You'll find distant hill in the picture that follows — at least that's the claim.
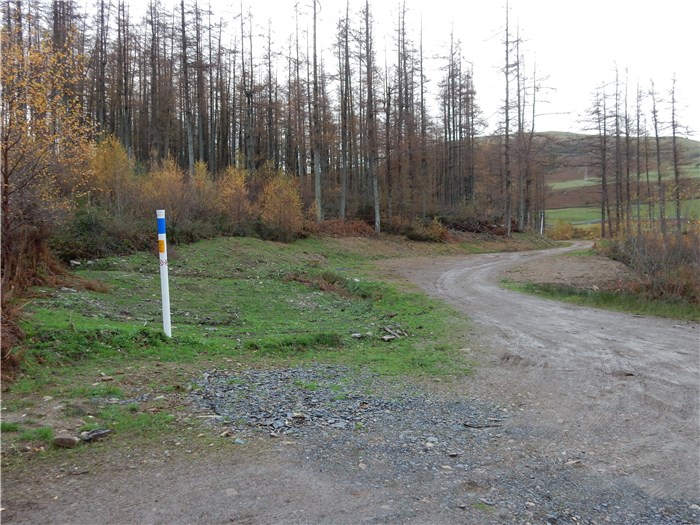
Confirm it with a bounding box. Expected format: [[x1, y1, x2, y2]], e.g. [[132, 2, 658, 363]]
[[532, 132, 700, 210]]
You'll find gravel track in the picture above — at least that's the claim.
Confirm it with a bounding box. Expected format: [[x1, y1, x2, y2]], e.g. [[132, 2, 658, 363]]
[[381, 241, 700, 521]]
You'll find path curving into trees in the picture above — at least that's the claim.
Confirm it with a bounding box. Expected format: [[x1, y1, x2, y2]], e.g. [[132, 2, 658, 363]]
[[385, 241, 700, 502]]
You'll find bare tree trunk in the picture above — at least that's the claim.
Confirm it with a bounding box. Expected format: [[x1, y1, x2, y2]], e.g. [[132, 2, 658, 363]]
[[624, 71, 631, 234], [670, 77, 682, 232], [650, 81, 666, 239], [635, 83, 643, 236], [595, 87, 612, 239], [312, 0, 323, 221], [194, 1, 206, 165], [503, 1, 512, 236], [419, 22, 428, 218], [613, 68, 622, 236], [180, 0, 194, 178], [364, 0, 380, 234], [385, 81, 392, 219], [338, 1, 351, 219]]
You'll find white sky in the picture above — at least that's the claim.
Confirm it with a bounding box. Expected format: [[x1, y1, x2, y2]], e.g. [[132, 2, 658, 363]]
[[125, 0, 700, 140]]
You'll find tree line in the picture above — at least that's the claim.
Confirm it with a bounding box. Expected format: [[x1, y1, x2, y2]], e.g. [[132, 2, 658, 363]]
[[2, 0, 544, 221], [2, 0, 695, 303], [587, 70, 693, 240]]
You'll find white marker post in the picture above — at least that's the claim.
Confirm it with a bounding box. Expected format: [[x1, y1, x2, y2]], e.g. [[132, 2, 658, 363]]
[[156, 210, 172, 337]]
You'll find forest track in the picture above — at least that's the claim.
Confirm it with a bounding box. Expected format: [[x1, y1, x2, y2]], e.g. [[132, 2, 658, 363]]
[[383, 241, 700, 503]]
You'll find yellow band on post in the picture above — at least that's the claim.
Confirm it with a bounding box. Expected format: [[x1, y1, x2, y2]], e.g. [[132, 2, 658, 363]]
[[158, 240, 165, 253]]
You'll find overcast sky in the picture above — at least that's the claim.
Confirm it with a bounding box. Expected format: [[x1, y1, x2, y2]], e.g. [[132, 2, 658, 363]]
[[127, 0, 699, 140]]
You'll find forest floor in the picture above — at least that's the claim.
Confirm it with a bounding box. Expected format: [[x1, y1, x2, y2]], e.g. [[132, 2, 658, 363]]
[[2, 240, 699, 525]]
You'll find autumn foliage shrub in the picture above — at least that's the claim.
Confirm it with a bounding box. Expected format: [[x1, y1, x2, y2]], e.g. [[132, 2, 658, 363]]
[[604, 226, 700, 303], [91, 136, 138, 217], [547, 220, 575, 240], [216, 166, 254, 234], [315, 219, 376, 237], [406, 218, 451, 242], [142, 158, 191, 228], [257, 173, 304, 242]]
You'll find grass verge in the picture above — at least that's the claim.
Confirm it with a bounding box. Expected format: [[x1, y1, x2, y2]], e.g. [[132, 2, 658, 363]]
[[503, 280, 699, 321]]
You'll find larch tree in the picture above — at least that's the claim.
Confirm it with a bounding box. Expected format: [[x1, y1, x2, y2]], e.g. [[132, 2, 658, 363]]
[[180, 0, 195, 177], [311, 0, 323, 221], [362, 0, 380, 233], [649, 80, 666, 239], [670, 76, 682, 232], [1, 0, 92, 296]]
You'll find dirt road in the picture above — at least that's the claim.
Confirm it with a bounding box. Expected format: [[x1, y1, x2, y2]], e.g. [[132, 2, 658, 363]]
[[4, 242, 699, 524], [383, 241, 700, 501]]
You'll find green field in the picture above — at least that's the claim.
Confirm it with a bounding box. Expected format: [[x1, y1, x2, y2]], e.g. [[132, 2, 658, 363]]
[[546, 198, 700, 224]]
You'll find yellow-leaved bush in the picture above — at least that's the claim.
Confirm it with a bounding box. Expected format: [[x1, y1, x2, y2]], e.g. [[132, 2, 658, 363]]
[[217, 166, 253, 231], [258, 173, 303, 242]]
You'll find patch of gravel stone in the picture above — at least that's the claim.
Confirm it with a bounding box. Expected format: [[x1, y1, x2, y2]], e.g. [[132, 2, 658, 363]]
[[189, 366, 700, 525], [190, 365, 504, 438]]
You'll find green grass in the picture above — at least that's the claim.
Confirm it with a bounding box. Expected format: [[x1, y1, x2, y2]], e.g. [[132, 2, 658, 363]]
[[98, 405, 174, 436], [563, 249, 597, 257], [546, 206, 601, 224], [19, 427, 54, 443], [547, 198, 700, 225], [11, 237, 475, 380], [1, 422, 21, 432], [68, 385, 124, 399], [503, 281, 699, 321], [78, 422, 103, 432]]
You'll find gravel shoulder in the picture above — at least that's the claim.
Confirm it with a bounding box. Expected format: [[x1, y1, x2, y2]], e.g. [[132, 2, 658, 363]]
[[3, 242, 699, 525]]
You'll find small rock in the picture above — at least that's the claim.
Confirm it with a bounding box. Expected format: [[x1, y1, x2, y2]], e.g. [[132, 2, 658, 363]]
[[54, 434, 80, 448], [80, 429, 112, 442], [69, 260, 81, 267], [381, 335, 396, 342], [233, 439, 247, 445], [351, 333, 363, 339], [478, 498, 496, 506], [426, 436, 438, 443]]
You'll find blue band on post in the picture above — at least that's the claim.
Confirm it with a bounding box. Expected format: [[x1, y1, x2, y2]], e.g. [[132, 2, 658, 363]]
[[157, 217, 166, 234]]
